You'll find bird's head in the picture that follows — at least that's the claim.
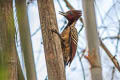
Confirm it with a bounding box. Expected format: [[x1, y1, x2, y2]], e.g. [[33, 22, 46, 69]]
[[59, 10, 82, 23]]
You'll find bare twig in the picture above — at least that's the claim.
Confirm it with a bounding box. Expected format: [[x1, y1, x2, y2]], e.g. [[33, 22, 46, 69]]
[[57, 0, 64, 11], [27, 0, 36, 5], [100, 39, 120, 72], [102, 35, 120, 40], [31, 27, 41, 37], [60, 20, 67, 31], [80, 59, 86, 80], [80, 48, 86, 60], [77, 51, 86, 80], [78, 24, 84, 34], [111, 67, 115, 80], [115, 20, 120, 54], [64, 0, 74, 9], [45, 75, 48, 80], [112, 0, 120, 54], [56, 0, 67, 32]]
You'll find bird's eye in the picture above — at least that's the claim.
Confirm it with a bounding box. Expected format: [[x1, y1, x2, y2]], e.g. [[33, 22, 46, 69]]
[[69, 12, 73, 15]]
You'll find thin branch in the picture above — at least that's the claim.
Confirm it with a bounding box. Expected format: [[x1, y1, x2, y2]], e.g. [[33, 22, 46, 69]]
[[31, 27, 41, 37], [27, 0, 36, 5], [100, 39, 120, 72], [94, 1, 104, 25], [115, 20, 120, 54], [103, 2, 117, 21], [60, 20, 67, 31], [64, 0, 74, 9], [79, 49, 86, 60], [102, 35, 120, 40], [78, 24, 84, 35], [77, 51, 86, 80], [45, 75, 48, 80], [57, 0, 64, 11], [80, 59, 86, 80], [112, 0, 120, 54], [111, 67, 115, 80], [56, 0, 67, 32]]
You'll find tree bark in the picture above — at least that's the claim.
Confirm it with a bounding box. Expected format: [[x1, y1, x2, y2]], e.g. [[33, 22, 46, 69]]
[[15, 0, 37, 80], [0, 0, 18, 80], [17, 61, 25, 80], [82, 0, 102, 80], [38, 0, 66, 80]]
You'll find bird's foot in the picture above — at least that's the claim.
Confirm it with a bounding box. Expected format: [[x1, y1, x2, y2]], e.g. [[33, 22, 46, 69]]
[[51, 29, 65, 47], [51, 29, 62, 40]]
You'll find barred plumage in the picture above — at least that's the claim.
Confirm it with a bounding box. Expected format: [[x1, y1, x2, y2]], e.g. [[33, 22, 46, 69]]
[[61, 22, 78, 65], [70, 22, 78, 45], [52, 10, 82, 66]]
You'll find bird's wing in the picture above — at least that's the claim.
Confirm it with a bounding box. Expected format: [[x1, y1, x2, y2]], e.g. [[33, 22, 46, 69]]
[[68, 27, 78, 65]]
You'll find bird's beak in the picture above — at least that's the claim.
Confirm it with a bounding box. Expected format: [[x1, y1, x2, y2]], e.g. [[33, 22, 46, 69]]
[[59, 11, 66, 16]]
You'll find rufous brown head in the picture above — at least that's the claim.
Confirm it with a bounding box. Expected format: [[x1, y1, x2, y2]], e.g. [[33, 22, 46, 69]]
[[59, 10, 82, 23]]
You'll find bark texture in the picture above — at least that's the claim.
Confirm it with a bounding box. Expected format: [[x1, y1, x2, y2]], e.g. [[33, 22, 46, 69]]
[[0, 0, 18, 80], [17, 61, 25, 80], [38, 0, 66, 80]]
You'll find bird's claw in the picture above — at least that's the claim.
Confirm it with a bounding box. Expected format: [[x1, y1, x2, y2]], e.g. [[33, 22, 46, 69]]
[[51, 29, 58, 34]]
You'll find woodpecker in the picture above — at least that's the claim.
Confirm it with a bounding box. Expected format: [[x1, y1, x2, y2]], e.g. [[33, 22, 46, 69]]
[[52, 10, 82, 66]]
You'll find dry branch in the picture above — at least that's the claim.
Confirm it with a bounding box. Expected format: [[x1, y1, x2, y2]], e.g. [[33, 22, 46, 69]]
[[100, 39, 120, 72], [111, 67, 115, 80], [79, 48, 86, 60], [102, 35, 120, 40]]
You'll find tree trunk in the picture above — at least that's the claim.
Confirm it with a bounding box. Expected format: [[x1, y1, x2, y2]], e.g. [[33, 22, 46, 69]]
[[15, 0, 37, 80], [17, 61, 25, 80], [82, 0, 102, 80], [0, 0, 18, 80], [38, 0, 66, 80]]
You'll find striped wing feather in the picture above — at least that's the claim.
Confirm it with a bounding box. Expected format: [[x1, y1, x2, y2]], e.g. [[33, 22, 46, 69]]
[[61, 22, 78, 65]]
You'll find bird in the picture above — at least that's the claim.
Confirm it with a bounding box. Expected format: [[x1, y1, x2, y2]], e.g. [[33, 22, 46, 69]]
[[52, 10, 82, 66]]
